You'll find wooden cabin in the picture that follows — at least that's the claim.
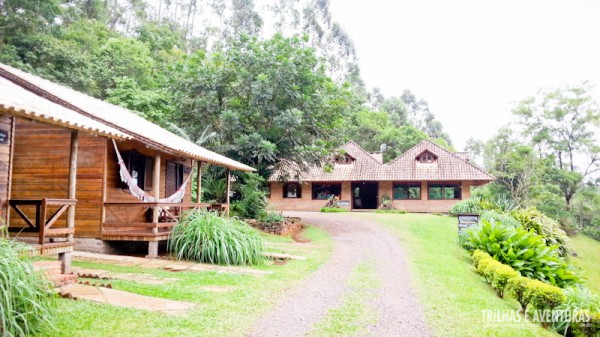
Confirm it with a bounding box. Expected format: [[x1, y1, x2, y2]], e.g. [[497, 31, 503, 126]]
[[0, 63, 254, 272]]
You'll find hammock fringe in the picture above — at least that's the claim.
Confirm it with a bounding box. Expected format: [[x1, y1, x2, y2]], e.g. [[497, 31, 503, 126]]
[[112, 139, 191, 203]]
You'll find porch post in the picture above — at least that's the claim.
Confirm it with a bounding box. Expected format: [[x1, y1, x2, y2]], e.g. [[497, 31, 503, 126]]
[[225, 169, 231, 218], [60, 130, 78, 274], [147, 152, 161, 258], [196, 161, 202, 203]]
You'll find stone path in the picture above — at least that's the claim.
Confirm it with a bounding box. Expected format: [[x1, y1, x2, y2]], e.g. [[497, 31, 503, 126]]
[[72, 251, 272, 276], [58, 284, 195, 314], [249, 212, 431, 337]]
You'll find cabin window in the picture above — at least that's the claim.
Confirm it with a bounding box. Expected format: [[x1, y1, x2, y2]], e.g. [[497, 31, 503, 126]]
[[266, 184, 271, 198], [121, 150, 153, 190], [312, 183, 342, 200], [283, 183, 301, 198], [335, 154, 353, 164], [166, 162, 186, 197], [418, 151, 436, 163], [428, 183, 461, 200], [393, 184, 421, 200]]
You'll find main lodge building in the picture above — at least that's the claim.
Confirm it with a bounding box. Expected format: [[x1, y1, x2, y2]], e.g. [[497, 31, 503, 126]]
[[268, 140, 494, 212]]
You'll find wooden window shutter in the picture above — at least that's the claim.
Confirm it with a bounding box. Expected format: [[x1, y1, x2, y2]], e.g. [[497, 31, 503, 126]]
[[144, 157, 154, 191], [165, 162, 177, 197]]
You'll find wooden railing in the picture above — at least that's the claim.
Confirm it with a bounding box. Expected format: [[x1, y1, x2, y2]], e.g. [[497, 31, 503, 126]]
[[102, 202, 230, 241], [8, 198, 77, 245]]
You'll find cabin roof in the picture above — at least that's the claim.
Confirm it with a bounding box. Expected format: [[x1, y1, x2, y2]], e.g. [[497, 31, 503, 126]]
[[0, 63, 254, 172], [269, 140, 494, 182], [0, 75, 129, 140]]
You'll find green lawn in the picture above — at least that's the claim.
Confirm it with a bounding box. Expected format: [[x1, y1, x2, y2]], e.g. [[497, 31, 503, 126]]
[[369, 213, 558, 337], [571, 234, 600, 295], [36, 226, 332, 337]]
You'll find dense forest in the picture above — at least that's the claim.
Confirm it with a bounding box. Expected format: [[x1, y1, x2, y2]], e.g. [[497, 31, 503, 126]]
[[1, 0, 599, 239]]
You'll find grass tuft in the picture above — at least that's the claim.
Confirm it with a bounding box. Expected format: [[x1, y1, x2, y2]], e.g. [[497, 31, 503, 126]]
[[168, 210, 265, 266], [0, 236, 57, 336]]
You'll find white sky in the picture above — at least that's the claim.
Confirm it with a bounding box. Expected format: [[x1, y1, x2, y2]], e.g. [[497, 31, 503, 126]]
[[328, 0, 600, 150]]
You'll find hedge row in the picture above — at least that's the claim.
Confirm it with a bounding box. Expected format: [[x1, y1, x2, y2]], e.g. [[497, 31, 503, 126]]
[[472, 250, 600, 336]]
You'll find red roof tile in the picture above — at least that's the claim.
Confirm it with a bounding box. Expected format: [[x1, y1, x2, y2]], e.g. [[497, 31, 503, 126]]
[[269, 140, 494, 182]]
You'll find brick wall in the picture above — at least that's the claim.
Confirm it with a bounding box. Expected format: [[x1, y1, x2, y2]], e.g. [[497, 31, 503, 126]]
[[268, 180, 473, 213], [268, 181, 352, 212]]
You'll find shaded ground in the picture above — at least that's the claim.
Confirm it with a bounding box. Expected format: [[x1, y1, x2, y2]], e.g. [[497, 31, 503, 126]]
[[249, 212, 430, 337]]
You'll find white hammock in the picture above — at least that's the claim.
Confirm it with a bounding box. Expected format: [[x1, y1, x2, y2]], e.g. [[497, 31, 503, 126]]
[[112, 139, 191, 203]]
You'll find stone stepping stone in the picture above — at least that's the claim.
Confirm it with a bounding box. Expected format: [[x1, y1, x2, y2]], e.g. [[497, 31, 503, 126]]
[[72, 251, 272, 276], [58, 284, 195, 314]]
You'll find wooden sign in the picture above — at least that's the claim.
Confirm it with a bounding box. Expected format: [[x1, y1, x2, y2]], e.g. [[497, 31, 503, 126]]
[[336, 200, 350, 207], [0, 129, 9, 145], [458, 213, 479, 232]]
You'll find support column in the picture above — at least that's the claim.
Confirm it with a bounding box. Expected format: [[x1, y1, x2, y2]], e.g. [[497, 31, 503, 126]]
[[225, 169, 231, 218], [60, 130, 78, 274], [196, 161, 203, 203], [147, 152, 161, 258]]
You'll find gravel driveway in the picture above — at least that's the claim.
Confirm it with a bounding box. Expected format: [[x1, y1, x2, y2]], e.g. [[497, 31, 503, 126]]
[[248, 212, 431, 337]]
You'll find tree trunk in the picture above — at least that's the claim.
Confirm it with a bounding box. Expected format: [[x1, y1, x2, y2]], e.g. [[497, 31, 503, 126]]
[[558, 151, 563, 170]]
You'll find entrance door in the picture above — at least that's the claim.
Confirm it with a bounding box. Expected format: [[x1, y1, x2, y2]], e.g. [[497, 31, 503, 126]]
[[351, 182, 379, 209]]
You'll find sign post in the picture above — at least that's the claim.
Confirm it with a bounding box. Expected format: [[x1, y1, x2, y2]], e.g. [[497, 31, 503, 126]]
[[457, 213, 479, 233]]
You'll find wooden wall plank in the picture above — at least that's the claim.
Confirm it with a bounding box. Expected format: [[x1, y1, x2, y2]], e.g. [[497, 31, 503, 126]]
[[9, 119, 105, 237]]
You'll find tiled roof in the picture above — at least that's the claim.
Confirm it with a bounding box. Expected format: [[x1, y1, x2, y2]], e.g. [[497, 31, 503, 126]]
[[0, 63, 255, 172], [385, 140, 494, 181], [269, 141, 387, 182], [269, 140, 494, 182]]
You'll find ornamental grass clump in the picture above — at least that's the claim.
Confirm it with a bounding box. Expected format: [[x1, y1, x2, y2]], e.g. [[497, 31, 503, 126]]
[[168, 210, 265, 266], [552, 288, 600, 336], [0, 236, 56, 337], [511, 208, 572, 257]]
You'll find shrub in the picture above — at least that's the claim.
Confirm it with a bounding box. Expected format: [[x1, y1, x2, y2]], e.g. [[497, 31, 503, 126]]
[[168, 210, 265, 266], [491, 264, 520, 298], [260, 211, 284, 223], [0, 237, 56, 336], [476, 258, 495, 283], [320, 207, 348, 213], [552, 287, 600, 336], [450, 198, 485, 214], [583, 226, 600, 242], [472, 249, 492, 269], [489, 195, 518, 212], [465, 220, 580, 287], [231, 173, 267, 219], [374, 209, 406, 214], [571, 310, 600, 337], [511, 208, 571, 257], [480, 210, 521, 228], [482, 259, 506, 284], [526, 279, 565, 312], [507, 276, 536, 312]]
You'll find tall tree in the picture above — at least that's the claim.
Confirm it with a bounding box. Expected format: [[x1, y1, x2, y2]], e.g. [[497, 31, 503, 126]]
[[514, 83, 600, 174], [172, 34, 351, 175]]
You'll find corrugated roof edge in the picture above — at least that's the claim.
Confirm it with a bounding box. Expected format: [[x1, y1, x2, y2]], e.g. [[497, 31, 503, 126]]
[[0, 63, 255, 172]]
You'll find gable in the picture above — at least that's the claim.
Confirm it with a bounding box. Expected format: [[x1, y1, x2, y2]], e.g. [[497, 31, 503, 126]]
[[269, 140, 494, 182]]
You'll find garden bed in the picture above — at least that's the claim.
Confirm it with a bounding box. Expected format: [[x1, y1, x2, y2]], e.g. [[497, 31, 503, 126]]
[[247, 217, 303, 236]]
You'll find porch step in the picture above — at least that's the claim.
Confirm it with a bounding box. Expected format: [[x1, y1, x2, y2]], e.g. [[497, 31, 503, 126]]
[[101, 229, 171, 242], [32, 261, 78, 288], [103, 222, 178, 229]]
